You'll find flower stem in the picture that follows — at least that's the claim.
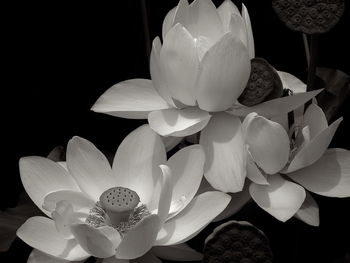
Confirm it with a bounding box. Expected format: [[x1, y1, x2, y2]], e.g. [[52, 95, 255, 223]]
[[302, 33, 310, 67], [306, 34, 319, 92], [140, 0, 151, 62]]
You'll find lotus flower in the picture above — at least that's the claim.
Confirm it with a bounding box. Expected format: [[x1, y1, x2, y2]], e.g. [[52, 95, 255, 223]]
[[17, 125, 231, 262], [92, 0, 322, 193], [241, 102, 350, 224]]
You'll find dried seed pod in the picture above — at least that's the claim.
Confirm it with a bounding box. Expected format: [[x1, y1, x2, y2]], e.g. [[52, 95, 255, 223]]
[[238, 58, 283, 107], [203, 221, 273, 263], [272, 0, 345, 34]]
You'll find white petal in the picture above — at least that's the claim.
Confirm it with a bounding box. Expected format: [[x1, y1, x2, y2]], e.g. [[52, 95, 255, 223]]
[[196, 33, 250, 112], [286, 117, 343, 173], [228, 89, 323, 117], [249, 175, 306, 222], [294, 192, 319, 226], [200, 113, 247, 193], [157, 165, 173, 224], [162, 6, 176, 40], [91, 79, 170, 119], [71, 224, 121, 258], [162, 136, 183, 152], [173, 0, 190, 31], [246, 154, 269, 185], [115, 215, 161, 259], [187, 0, 224, 43], [217, 0, 240, 33], [277, 71, 306, 93], [166, 145, 205, 216], [148, 107, 211, 137], [28, 249, 82, 263], [17, 216, 89, 261], [43, 190, 94, 214], [244, 114, 290, 174], [241, 4, 254, 59], [288, 148, 350, 198], [155, 191, 231, 246], [66, 136, 115, 201], [19, 157, 79, 217], [160, 23, 199, 106], [302, 103, 328, 140], [228, 14, 248, 48], [113, 125, 167, 207], [152, 243, 202, 261], [270, 113, 289, 132], [130, 251, 161, 263], [150, 37, 174, 106]]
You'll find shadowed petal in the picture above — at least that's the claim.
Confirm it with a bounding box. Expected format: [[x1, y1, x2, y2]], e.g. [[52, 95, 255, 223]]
[[28, 249, 85, 263], [131, 251, 161, 263], [162, 6, 176, 40], [157, 165, 173, 224], [242, 4, 254, 59], [249, 175, 306, 222], [294, 192, 319, 226], [302, 103, 328, 140], [91, 79, 170, 119], [277, 71, 306, 93], [152, 243, 202, 261]]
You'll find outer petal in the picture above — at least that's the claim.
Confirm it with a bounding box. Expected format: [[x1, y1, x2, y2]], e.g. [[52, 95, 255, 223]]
[[242, 4, 254, 59], [246, 154, 269, 185], [217, 0, 241, 33], [166, 145, 205, 216], [288, 148, 350, 198], [148, 107, 211, 137], [155, 191, 231, 246], [156, 165, 173, 224], [115, 215, 161, 259], [150, 37, 174, 106], [28, 249, 83, 263], [160, 23, 199, 106], [17, 216, 89, 261], [162, 6, 176, 40], [244, 114, 290, 174], [196, 33, 250, 112], [162, 136, 183, 152], [113, 125, 167, 207], [228, 89, 323, 117], [286, 117, 343, 173], [91, 79, 170, 119], [66, 136, 115, 201], [103, 257, 129, 263], [200, 113, 246, 193], [131, 251, 161, 263], [19, 157, 79, 217], [152, 243, 203, 261], [294, 192, 319, 226], [249, 175, 306, 222], [302, 103, 328, 140], [71, 224, 121, 258], [277, 71, 307, 93]]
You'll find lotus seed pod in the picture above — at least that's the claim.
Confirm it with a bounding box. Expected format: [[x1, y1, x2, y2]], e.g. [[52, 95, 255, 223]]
[[99, 187, 140, 224], [272, 0, 345, 34], [203, 220, 273, 263], [238, 58, 283, 107]]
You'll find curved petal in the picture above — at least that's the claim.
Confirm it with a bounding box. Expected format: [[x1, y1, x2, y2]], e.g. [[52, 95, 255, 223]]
[[302, 103, 328, 140], [155, 191, 231, 246], [156, 165, 173, 224], [115, 215, 161, 260], [66, 136, 115, 201], [286, 117, 343, 173], [242, 4, 254, 59], [148, 107, 211, 137], [200, 113, 246, 193], [249, 175, 306, 222], [294, 192, 319, 226], [166, 145, 205, 216], [152, 243, 202, 261], [217, 0, 240, 33], [160, 23, 198, 106], [131, 251, 161, 263], [113, 125, 167, 207], [43, 190, 95, 213], [71, 224, 121, 258], [162, 136, 183, 152], [28, 249, 83, 263], [228, 89, 323, 117], [91, 79, 170, 119], [196, 33, 250, 112], [277, 71, 307, 93], [162, 6, 176, 40], [288, 148, 350, 198], [228, 14, 248, 48], [17, 216, 89, 261], [19, 157, 79, 217], [246, 154, 269, 185], [244, 114, 290, 174], [150, 37, 174, 106]]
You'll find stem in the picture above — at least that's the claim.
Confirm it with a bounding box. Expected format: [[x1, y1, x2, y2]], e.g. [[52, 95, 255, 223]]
[[140, 0, 151, 62], [306, 34, 319, 92], [302, 33, 310, 67]]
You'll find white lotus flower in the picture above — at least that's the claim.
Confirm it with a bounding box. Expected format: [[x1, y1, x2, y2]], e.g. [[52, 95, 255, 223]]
[[241, 102, 350, 224], [17, 125, 231, 263], [92, 0, 323, 193]]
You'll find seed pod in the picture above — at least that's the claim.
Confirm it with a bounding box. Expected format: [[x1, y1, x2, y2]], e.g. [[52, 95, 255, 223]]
[[272, 0, 345, 34], [238, 58, 283, 107], [203, 221, 273, 263]]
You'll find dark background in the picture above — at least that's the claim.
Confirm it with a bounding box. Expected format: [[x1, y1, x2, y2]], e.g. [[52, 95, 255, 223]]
[[2, 0, 349, 262]]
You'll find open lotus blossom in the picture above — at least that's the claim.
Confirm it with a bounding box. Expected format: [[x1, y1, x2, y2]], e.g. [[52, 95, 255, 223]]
[[91, 0, 323, 193], [240, 102, 350, 224], [17, 125, 231, 263]]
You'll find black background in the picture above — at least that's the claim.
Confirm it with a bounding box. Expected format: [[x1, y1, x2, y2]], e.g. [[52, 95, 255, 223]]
[[2, 0, 350, 262]]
